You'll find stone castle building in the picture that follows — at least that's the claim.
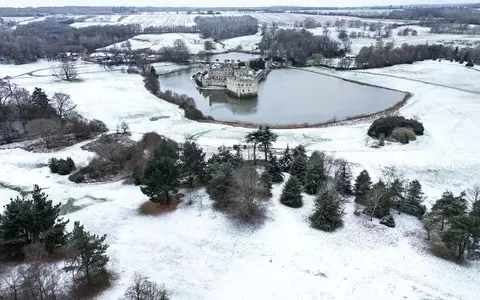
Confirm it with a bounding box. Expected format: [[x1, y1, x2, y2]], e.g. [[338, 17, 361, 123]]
[[198, 59, 265, 97]]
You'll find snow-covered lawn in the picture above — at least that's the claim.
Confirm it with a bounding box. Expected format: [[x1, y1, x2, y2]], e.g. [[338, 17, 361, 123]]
[[1, 59, 480, 299]]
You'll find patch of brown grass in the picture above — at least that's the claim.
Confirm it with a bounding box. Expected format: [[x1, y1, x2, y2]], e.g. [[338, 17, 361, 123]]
[[138, 199, 180, 216], [429, 242, 461, 264]]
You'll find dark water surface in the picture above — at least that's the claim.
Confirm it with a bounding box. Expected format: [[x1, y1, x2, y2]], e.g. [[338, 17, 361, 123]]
[[159, 64, 404, 125]]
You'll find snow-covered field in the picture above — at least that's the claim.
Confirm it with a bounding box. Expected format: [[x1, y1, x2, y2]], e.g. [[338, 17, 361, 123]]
[[308, 25, 480, 55], [71, 12, 200, 29], [102, 32, 262, 54], [1, 59, 480, 299]]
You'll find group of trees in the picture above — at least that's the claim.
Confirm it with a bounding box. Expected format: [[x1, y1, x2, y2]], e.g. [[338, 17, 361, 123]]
[[0, 82, 108, 147], [424, 188, 480, 261], [195, 16, 258, 40], [259, 27, 342, 66], [356, 40, 480, 68], [0, 186, 111, 298], [353, 168, 426, 222], [0, 19, 142, 64]]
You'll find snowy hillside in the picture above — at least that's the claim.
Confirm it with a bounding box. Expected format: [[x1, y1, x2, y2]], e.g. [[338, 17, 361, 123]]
[[1, 59, 480, 299]]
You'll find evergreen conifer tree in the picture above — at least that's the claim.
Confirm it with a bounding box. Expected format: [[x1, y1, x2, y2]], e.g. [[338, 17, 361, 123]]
[[354, 170, 372, 204], [405, 180, 424, 204], [280, 176, 303, 208], [260, 171, 273, 198], [67, 221, 109, 284], [309, 186, 344, 231], [279, 145, 293, 172], [304, 164, 326, 195], [180, 139, 206, 187], [335, 161, 352, 196], [31, 87, 50, 108], [292, 145, 307, 159], [141, 147, 180, 204], [290, 155, 307, 185], [441, 215, 480, 260], [267, 155, 284, 183], [0, 185, 68, 255], [258, 126, 278, 163], [472, 200, 480, 218], [432, 191, 468, 230]]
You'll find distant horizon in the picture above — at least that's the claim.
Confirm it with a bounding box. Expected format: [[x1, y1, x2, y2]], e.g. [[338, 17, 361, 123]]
[[1, 0, 479, 9]]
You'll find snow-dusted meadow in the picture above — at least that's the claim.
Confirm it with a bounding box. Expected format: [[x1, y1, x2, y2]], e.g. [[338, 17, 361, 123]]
[[101, 32, 262, 54], [1, 59, 480, 299]]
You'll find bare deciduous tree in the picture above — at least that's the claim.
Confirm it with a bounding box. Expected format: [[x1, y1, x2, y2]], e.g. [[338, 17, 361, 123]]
[[52, 92, 77, 123], [467, 184, 480, 203], [228, 166, 268, 222], [124, 272, 169, 300], [52, 62, 78, 81], [423, 212, 441, 241], [26, 118, 62, 148]]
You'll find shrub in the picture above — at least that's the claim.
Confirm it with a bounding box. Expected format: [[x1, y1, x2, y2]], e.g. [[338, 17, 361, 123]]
[[380, 215, 396, 228], [49, 157, 76, 175], [466, 61, 474, 67], [69, 172, 85, 183], [184, 105, 205, 120], [391, 127, 417, 144], [368, 116, 424, 139]]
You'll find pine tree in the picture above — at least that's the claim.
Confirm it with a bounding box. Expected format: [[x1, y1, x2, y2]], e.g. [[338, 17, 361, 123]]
[[441, 215, 480, 260], [67, 221, 109, 284], [335, 161, 352, 196], [245, 129, 262, 165], [472, 200, 480, 217], [280, 176, 303, 208], [31, 87, 50, 108], [304, 164, 326, 195], [290, 155, 307, 185], [141, 148, 180, 204], [292, 145, 307, 160], [0, 185, 68, 255], [267, 155, 284, 183], [258, 126, 278, 163], [405, 180, 424, 204], [354, 170, 371, 204], [279, 145, 293, 172], [309, 186, 343, 231], [260, 171, 273, 198], [206, 162, 234, 205], [181, 139, 206, 187], [389, 179, 405, 213], [432, 191, 468, 230]]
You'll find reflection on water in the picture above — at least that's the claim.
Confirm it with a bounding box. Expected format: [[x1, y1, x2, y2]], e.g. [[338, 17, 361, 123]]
[[159, 62, 405, 125]]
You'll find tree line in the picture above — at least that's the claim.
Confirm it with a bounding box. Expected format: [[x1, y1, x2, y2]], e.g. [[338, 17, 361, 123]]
[[0, 19, 142, 64], [259, 26, 342, 66], [194, 15, 259, 40], [355, 40, 479, 69]]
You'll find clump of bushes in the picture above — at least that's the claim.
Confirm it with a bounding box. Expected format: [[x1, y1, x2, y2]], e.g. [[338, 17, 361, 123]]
[[49, 157, 76, 175], [391, 127, 417, 144], [368, 116, 424, 143], [466, 61, 475, 67], [69, 132, 177, 184]]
